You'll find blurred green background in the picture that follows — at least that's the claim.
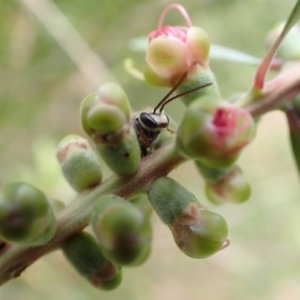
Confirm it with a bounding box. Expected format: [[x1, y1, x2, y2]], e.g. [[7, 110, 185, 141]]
[[1, 0, 300, 299]]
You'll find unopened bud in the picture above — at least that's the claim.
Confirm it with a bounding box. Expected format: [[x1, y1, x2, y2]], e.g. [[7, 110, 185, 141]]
[[87, 103, 127, 134], [91, 195, 152, 266], [62, 232, 122, 290], [81, 86, 141, 176], [94, 130, 141, 176], [56, 135, 102, 192], [205, 166, 251, 204], [195, 159, 230, 183], [97, 82, 131, 120], [146, 24, 211, 84], [0, 182, 56, 245], [148, 177, 228, 258], [177, 100, 255, 167]]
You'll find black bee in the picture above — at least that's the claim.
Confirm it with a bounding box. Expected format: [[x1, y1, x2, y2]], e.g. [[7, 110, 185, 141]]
[[133, 73, 212, 157]]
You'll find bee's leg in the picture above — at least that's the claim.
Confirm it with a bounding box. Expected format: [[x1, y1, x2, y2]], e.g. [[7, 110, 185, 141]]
[[167, 128, 176, 134]]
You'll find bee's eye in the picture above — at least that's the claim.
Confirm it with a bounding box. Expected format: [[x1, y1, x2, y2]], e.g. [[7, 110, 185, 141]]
[[140, 113, 159, 129]]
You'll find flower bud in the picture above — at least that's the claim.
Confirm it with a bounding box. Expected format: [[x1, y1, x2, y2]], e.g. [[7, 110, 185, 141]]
[[62, 232, 122, 290], [81, 86, 141, 176], [194, 159, 230, 183], [0, 182, 56, 245], [177, 99, 255, 167], [98, 82, 131, 120], [81, 93, 98, 136], [91, 195, 152, 266], [186, 27, 210, 64], [56, 135, 102, 192], [87, 103, 127, 134], [81, 83, 131, 136], [148, 177, 228, 258], [145, 25, 210, 85], [146, 31, 189, 80], [205, 166, 251, 204], [94, 129, 141, 176]]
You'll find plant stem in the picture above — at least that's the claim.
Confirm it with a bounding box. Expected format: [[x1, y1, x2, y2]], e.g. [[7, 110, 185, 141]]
[[0, 142, 184, 286], [242, 61, 300, 116]]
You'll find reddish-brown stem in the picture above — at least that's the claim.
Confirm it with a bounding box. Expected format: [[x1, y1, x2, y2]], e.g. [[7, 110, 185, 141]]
[[242, 61, 300, 116], [0, 142, 184, 286]]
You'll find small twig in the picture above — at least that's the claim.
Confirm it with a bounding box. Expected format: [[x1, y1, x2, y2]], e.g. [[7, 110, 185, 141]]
[[243, 61, 300, 117], [0, 142, 184, 286]]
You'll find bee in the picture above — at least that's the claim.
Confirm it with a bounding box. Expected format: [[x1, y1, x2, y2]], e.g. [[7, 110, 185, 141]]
[[133, 73, 212, 157]]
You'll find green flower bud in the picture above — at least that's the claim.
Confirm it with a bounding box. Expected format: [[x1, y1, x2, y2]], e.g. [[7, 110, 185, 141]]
[[98, 82, 131, 121], [177, 99, 255, 167], [56, 135, 102, 192], [174, 209, 228, 258], [0, 182, 56, 245], [94, 128, 141, 176], [87, 103, 127, 134], [81, 84, 131, 137], [205, 166, 251, 205], [91, 195, 152, 266], [62, 232, 122, 290], [81, 93, 98, 136], [195, 159, 231, 183], [81, 86, 141, 176], [148, 177, 228, 258]]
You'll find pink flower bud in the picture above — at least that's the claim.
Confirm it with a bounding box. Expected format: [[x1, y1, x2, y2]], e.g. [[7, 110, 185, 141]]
[[177, 100, 256, 167], [145, 4, 210, 85]]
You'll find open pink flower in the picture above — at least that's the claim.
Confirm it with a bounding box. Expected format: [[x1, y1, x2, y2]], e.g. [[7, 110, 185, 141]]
[[145, 4, 210, 85]]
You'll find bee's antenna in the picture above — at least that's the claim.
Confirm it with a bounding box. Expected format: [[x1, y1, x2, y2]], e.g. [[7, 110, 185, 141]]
[[153, 72, 187, 114], [158, 82, 213, 113]]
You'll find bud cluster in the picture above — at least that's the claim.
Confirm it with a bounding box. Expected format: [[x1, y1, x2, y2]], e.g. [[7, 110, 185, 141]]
[[54, 3, 256, 291], [80, 82, 141, 176], [3, 3, 288, 292], [140, 4, 256, 205]]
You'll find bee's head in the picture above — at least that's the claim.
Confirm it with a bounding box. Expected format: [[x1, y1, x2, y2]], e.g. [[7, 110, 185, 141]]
[[138, 111, 169, 132]]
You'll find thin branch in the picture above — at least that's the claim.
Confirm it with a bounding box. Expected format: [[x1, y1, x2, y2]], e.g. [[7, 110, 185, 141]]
[[0, 142, 185, 286], [20, 0, 118, 86], [245, 61, 300, 117]]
